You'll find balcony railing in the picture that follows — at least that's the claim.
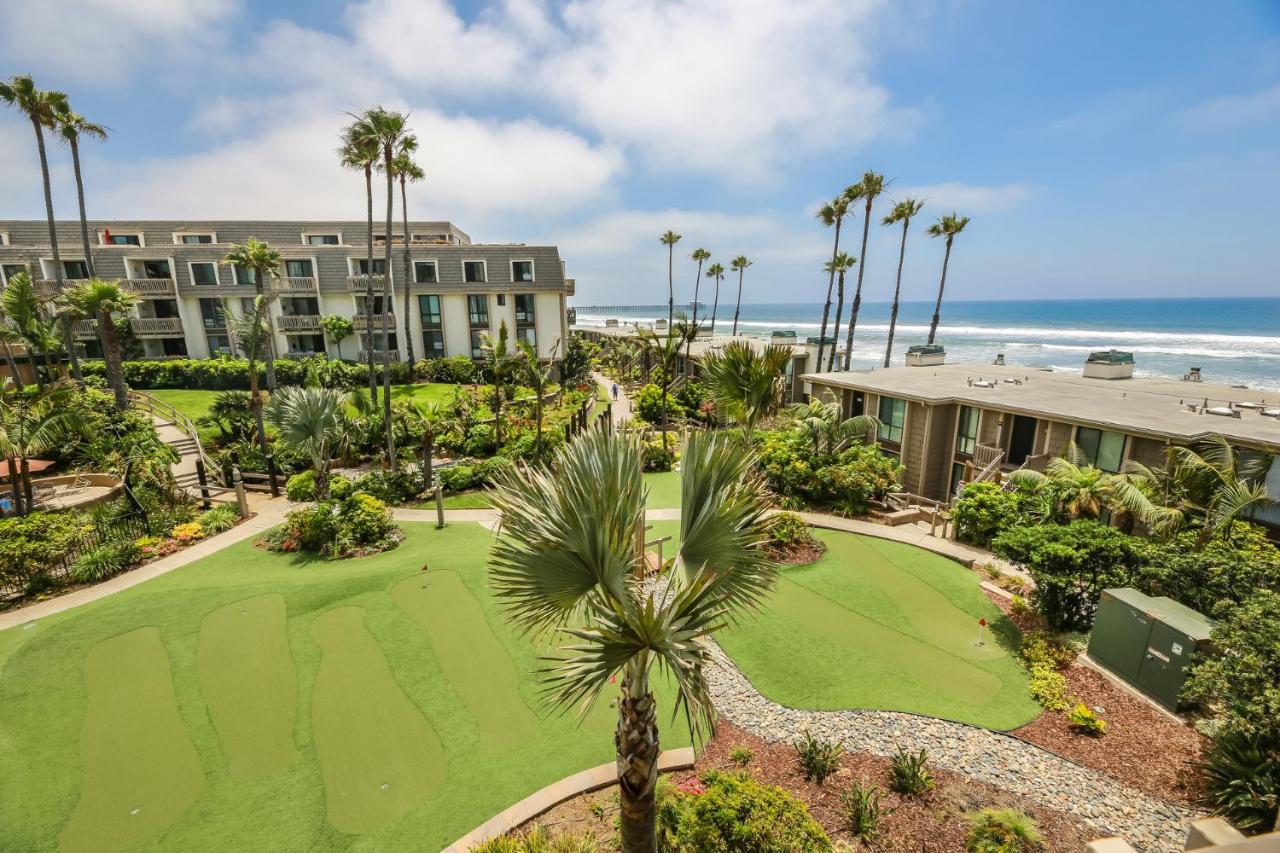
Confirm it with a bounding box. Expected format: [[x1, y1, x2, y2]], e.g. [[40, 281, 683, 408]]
[[358, 349, 401, 363], [123, 278, 177, 297], [277, 314, 322, 331], [271, 276, 318, 294], [352, 312, 394, 331], [33, 278, 90, 298], [73, 319, 97, 338], [130, 317, 184, 336], [347, 274, 388, 291]]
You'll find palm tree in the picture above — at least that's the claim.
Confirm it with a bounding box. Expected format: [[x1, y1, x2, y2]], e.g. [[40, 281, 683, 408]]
[[0, 380, 85, 514], [0, 307, 24, 390], [880, 197, 925, 368], [729, 255, 752, 336], [225, 296, 273, 453], [699, 340, 793, 440], [59, 279, 137, 410], [489, 428, 776, 852], [338, 122, 382, 407], [1, 75, 81, 382], [54, 106, 108, 279], [406, 399, 446, 486], [843, 172, 885, 370], [823, 252, 857, 371], [786, 395, 879, 456], [1, 272, 56, 390], [267, 386, 348, 499], [925, 213, 970, 345], [383, 138, 423, 370], [658, 230, 682, 445], [480, 321, 520, 447], [517, 337, 557, 459], [686, 248, 710, 373], [705, 262, 725, 333], [222, 239, 282, 391], [815, 194, 851, 370]]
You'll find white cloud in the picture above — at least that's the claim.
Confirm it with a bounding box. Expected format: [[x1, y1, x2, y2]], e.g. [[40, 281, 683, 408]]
[[1174, 85, 1280, 130], [891, 182, 1031, 214]]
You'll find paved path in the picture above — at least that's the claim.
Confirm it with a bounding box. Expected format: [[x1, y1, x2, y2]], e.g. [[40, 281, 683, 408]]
[[593, 371, 632, 428]]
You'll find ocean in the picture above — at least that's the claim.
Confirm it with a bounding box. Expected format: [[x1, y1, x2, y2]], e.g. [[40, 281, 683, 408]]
[[572, 297, 1280, 391]]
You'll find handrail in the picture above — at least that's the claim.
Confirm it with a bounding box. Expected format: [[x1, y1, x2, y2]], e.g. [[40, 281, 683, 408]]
[[129, 390, 225, 486], [971, 448, 1006, 484]]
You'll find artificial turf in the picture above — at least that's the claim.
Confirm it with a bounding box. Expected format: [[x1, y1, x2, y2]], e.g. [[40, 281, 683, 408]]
[[717, 530, 1040, 731], [0, 522, 691, 853], [643, 470, 681, 509]]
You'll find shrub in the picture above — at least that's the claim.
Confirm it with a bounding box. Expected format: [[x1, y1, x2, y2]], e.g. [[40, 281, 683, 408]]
[[0, 512, 90, 594], [70, 540, 141, 583], [469, 827, 600, 852], [286, 470, 317, 501], [135, 535, 179, 559], [1066, 702, 1107, 735], [841, 781, 888, 842], [766, 512, 824, 561], [1183, 590, 1280, 741], [463, 423, 497, 457], [729, 745, 754, 767], [964, 808, 1044, 852], [1019, 631, 1077, 671], [755, 430, 900, 514], [342, 493, 397, 544], [951, 482, 1046, 547], [352, 469, 423, 505], [170, 521, 205, 543], [265, 493, 401, 559], [634, 383, 687, 424], [1130, 523, 1280, 617], [1028, 666, 1069, 711], [794, 730, 843, 785], [328, 474, 355, 501], [439, 463, 482, 492], [641, 436, 676, 472], [888, 748, 935, 796], [199, 504, 240, 534], [655, 771, 831, 852], [1194, 729, 1280, 833]]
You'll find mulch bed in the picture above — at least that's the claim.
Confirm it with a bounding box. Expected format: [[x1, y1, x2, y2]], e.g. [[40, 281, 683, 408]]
[[766, 539, 827, 565], [520, 721, 1097, 851]]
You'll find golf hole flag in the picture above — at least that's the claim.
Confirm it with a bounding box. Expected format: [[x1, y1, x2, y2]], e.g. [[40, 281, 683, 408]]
[[976, 617, 987, 646]]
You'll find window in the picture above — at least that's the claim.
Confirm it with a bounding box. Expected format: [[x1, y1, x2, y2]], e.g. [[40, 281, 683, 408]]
[[496, 293, 506, 307], [511, 260, 534, 282], [63, 260, 90, 279], [955, 405, 979, 456], [141, 260, 172, 279], [418, 294, 442, 325], [515, 293, 535, 323], [468, 294, 489, 326], [1, 264, 27, 285], [239, 297, 256, 314], [1076, 427, 1126, 472], [470, 329, 485, 358], [463, 260, 487, 283], [285, 259, 314, 278], [190, 262, 219, 286], [950, 462, 966, 499], [413, 233, 449, 243], [305, 234, 340, 245], [422, 329, 445, 355], [207, 335, 232, 356], [516, 326, 536, 347], [877, 396, 906, 444], [176, 233, 215, 244], [198, 298, 225, 330], [103, 232, 142, 246], [234, 265, 257, 285], [287, 334, 326, 354], [414, 261, 438, 283], [373, 234, 405, 245], [0, 232, 7, 246], [359, 295, 390, 315], [352, 258, 387, 275]]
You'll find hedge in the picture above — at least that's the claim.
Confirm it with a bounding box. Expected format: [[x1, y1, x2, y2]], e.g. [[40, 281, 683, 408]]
[[81, 354, 481, 391]]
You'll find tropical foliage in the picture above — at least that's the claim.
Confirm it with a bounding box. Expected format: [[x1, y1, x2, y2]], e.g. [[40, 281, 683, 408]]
[[655, 772, 831, 852], [699, 340, 792, 439]]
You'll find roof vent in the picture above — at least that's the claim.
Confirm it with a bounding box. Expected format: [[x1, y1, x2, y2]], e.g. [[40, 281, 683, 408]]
[[1083, 349, 1134, 380], [906, 344, 945, 367]]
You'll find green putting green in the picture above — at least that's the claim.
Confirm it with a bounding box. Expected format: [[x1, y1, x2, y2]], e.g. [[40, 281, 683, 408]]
[[717, 530, 1039, 730], [0, 522, 690, 852], [643, 470, 681, 509]]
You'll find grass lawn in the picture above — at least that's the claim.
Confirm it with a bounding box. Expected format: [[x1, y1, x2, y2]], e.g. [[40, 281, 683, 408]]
[[643, 471, 681, 509], [718, 530, 1039, 731], [0, 522, 690, 853], [150, 383, 462, 425]]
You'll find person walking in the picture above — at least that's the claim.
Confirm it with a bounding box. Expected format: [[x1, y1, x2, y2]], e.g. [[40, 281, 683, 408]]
[[611, 383, 619, 401]]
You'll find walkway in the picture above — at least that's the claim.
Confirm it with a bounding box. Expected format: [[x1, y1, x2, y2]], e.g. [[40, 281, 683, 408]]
[[593, 371, 632, 428]]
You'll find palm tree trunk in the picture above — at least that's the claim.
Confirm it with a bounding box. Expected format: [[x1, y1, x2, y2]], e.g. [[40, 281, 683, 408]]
[[381, 147, 397, 469], [249, 370, 269, 454], [100, 308, 128, 410], [843, 199, 874, 370], [661, 245, 673, 448], [70, 137, 95, 278], [364, 165, 378, 407], [616, 675, 659, 853], [883, 220, 909, 368], [255, 277, 279, 392], [686, 259, 704, 376], [32, 119, 81, 384], [827, 269, 846, 371], [421, 431, 434, 485], [6, 454, 24, 517], [731, 270, 744, 336], [709, 279, 719, 333], [399, 175, 415, 370], [1, 342, 21, 390], [818, 216, 842, 369], [20, 455, 33, 514], [927, 236, 953, 345]]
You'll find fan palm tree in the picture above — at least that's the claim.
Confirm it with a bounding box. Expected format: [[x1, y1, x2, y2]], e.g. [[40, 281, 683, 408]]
[[880, 197, 925, 368], [59, 279, 137, 410], [267, 386, 349, 499], [925, 213, 970, 345], [339, 122, 382, 407], [686, 248, 711, 372], [54, 106, 109, 279], [225, 296, 273, 453], [1, 75, 81, 383], [705, 262, 725, 334], [489, 428, 776, 852], [408, 399, 446, 486], [815, 194, 851, 370], [517, 337, 558, 459], [480, 321, 520, 447], [729, 255, 752, 336], [0, 379, 86, 514], [383, 138, 423, 369], [699, 340, 793, 440], [787, 395, 879, 456], [223, 239, 282, 391], [824, 252, 857, 371], [843, 172, 885, 370]]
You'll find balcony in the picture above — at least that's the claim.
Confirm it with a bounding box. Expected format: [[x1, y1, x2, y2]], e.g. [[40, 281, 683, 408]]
[[352, 312, 394, 332], [73, 319, 97, 339], [347, 274, 388, 291], [123, 278, 177, 297], [277, 314, 322, 331], [358, 349, 401, 363], [271, 276, 317, 294], [33, 279, 89, 298], [130, 317, 184, 337]]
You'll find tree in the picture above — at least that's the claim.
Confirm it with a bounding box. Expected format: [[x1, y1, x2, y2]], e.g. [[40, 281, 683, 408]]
[[729, 256, 752, 336], [489, 429, 776, 852], [222, 239, 282, 391], [320, 314, 354, 360], [686, 248, 710, 373], [0, 272, 59, 391], [699, 340, 793, 440], [815, 194, 850, 370], [880, 197, 925, 368], [705, 263, 725, 334], [843, 172, 885, 370], [480, 321, 520, 447], [225, 296, 273, 453], [824, 252, 856, 371], [0, 380, 86, 514], [658, 231, 682, 446], [59, 279, 137, 410], [267, 386, 348, 499], [1184, 590, 1280, 744], [517, 337, 558, 459], [383, 138, 423, 370], [339, 121, 382, 407], [1, 75, 82, 383], [925, 213, 969, 345], [786, 395, 878, 456], [54, 105, 109, 279], [408, 399, 445, 486]]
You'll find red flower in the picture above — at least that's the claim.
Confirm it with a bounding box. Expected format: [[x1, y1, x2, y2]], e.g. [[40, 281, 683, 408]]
[[979, 618, 987, 627], [676, 777, 706, 795]]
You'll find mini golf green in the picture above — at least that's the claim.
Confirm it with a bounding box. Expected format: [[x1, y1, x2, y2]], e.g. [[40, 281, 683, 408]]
[[717, 530, 1040, 730], [0, 522, 690, 853]]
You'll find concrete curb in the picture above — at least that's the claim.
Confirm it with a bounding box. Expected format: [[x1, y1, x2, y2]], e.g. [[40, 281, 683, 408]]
[[442, 747, 696, 852]]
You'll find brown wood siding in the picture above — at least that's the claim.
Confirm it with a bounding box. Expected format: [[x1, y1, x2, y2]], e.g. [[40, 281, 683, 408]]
[[922, 403, 959, 500], [903, 401, 928, 493], [1127, 436, 1168, 469]]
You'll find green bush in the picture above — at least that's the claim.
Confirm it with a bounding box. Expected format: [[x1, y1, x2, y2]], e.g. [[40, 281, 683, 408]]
[[655, 771, 831, 852], [81, 355, 416, 390], [634, 383, 689, 424], [198, 504, 240, 534], [1066, 702, 1107, 735], [964, 807, 1044, 852], [463, 423, 498, 457], [1194, 729, 1280, 833], [352, 469, 423, 505], [70, 540, 141, 583], [265, 493, 401, 559], [0, 512, 90, 594], [888, 748, 934, 796], [438, 457, 513, 493], [951, 482, 1048, 547], [342, 493, 397, 544], [1184, 590, 1280, 741], [1019, 631, 1078, 671], [755, 430, 900, 514], [642, 437, 676, 472], [286, 470, 317, 501], [730, 746, 754, 767], [794, 730, 844, 785], [1028, 666, 1069, 711], [840, 781, 888, 842], [1130, 523, 1280, 616], [469, 827, 600, 852]]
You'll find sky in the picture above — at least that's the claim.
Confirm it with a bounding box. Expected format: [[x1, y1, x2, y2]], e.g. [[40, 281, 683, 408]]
[[2, 0, 1278, 306]]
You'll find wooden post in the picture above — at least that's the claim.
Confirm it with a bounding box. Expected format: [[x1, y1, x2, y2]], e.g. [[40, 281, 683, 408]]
[[232, 468, 250, 519], [265, 453, 280, 497], [195, 458, 212, 510], [434, 481, 445, 529]]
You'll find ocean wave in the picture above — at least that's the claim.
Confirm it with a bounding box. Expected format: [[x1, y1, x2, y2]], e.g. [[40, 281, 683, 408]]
[[1002, 342, 1280, 360]]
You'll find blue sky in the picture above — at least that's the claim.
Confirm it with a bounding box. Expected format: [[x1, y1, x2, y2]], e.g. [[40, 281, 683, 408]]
[[2, 0, 1278, 305]]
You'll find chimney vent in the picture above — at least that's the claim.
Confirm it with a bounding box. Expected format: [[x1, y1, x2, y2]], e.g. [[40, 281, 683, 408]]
[[1083, 349, 1134, 380]]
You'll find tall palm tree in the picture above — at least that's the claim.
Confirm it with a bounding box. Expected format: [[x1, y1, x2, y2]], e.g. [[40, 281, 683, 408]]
[[489, 428, 776, 852], [729, 255, 752, 336], [59, 279, 137, 410], [1, 75, 81, 382], [686, 248, 710, 374], [517, 337, 557, 459], [843, 172, 885, 370], [0, 307, 24, 391], [699, 340, 793, 440], [54, 106, 109, 279], [384, 137, 423, 369], [222, 239, 282, 391], [880, 197, 925, 368], [925, 213, 970, 345], [225, 296, 273, 453], [705, 262, 725, 333], [480, 321, 520, 447], [338, 123, 382, 407], [824, 252, 857, 371], [658, 230, 682, 445], [815, 194, 851, 370], [267, 386, 349, 499]]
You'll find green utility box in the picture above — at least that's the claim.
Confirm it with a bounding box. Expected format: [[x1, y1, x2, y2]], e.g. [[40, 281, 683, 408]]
[[1087, 588, 1214, 711]]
